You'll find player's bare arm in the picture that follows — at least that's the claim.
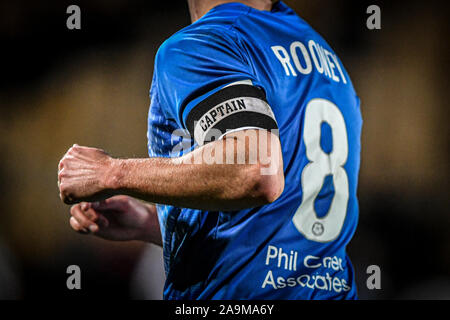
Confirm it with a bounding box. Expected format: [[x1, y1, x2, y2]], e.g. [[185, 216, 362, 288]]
[[58, 129, 284, 211], [59, 129, 283, 244], [58, 130, 284, 245]]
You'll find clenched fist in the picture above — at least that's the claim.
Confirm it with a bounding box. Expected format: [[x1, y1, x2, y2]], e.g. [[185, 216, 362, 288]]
[[58, 144, 118, 204]]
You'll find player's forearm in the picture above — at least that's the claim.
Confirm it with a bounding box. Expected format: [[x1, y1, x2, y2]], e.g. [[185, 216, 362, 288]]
[[108, 137, 284, 211]]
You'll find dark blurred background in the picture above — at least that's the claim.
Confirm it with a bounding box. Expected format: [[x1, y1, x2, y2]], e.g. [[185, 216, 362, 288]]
[[0, 0, 448, 299]]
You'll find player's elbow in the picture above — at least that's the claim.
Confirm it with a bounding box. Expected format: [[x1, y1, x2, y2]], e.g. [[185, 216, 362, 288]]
[[222, 129, 285, 207], [243, 161, 285, 205]]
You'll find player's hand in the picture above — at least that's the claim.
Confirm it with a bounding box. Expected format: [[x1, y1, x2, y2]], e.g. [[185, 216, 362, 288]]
[[69, 195, 161, 243], [58, 144, 117, 204]]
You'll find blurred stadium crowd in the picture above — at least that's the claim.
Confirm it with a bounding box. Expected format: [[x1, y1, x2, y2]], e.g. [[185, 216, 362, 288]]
[[0, 0, 448, 299]]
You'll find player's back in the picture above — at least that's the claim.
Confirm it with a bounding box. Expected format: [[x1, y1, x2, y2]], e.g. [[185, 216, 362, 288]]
[[151, 1, 362, 300]]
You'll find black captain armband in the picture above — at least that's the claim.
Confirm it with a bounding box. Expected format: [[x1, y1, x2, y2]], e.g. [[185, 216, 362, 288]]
[[185, 83, 279, 146]]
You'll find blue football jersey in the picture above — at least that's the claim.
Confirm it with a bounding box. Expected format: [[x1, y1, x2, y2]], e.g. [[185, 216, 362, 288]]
[[147, 1, 362, 300]]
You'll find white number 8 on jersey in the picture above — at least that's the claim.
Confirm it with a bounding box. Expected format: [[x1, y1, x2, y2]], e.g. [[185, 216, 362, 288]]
[[292, 98, 349, 242]]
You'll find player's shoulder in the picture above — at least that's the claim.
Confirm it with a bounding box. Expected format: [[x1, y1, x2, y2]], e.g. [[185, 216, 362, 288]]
[[155, 4, 254, 64], [159, 24, 234, 58]]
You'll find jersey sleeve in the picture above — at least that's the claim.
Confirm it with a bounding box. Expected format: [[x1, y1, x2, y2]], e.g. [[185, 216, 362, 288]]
[[154, 28, 278, 146]]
